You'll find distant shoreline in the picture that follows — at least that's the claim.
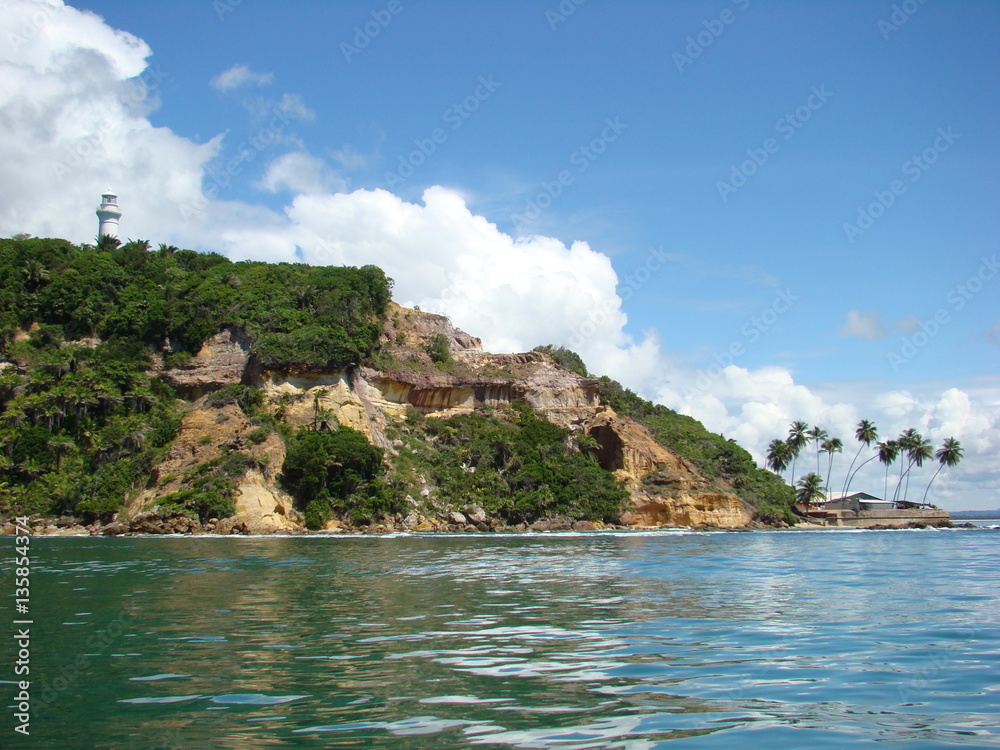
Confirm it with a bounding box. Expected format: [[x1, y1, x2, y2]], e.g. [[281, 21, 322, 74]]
[[5, 522, 994, 538]]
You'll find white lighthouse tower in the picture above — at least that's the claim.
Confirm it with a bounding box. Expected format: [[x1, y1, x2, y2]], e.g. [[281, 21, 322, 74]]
[[96, 190, 122, 239]]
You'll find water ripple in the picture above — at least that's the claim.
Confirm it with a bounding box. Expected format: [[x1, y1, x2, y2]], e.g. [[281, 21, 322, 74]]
[[13, 531, 1000, 748]]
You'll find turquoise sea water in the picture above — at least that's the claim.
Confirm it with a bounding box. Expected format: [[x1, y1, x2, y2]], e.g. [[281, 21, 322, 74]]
[[2, 529, 998, 749]]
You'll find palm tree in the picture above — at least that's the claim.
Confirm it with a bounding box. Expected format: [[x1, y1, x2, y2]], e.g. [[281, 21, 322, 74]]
[[766, 438, 791, 480], [47, 435, 75, 470], [123, 387, 155, 415], [806, 425, 829, 474], [877, 440, 900, 501], [96, 234, 121, 251], [40, 401, 64, 431], [94, 387, 123, 415], [821, 437, 843, 495], [899, 436, 933, 504], [71, 386, 99, 420], [3, 404, 27, 429], [0, 372, 21, 403], [843, 419, 878, 496], [125, 239, 151, 252], [574, 433, 601, 464], [796, 472, 826, 511], [18, 456, 44, 479], [121, 426, 148, 457], [921, 438, 963, 507], [786, 420, 809, 484], [892, 429, 920, 502], [313, 408, 338, 432], [76, 418, 98, 452], [293, 285, 319, 311], [0, 430, 15, 458], [22, 259, 50, 291]]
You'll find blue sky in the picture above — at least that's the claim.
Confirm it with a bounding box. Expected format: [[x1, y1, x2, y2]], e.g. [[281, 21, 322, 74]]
[[1, 0, 998, 508], [74, 0, 999, 386]]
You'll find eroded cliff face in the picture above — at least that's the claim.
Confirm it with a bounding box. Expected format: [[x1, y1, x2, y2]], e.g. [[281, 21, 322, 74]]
[[155, 328, 252, 399], [147, 305, 749, 530], [627, 475, 751, 528], [583, 411, 750, 529], [129, 401, 301, 534]]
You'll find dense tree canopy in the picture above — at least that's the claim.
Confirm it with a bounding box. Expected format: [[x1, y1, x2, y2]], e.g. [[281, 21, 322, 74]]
[[282, 426, 402, 527], [0, 237, 393, 368], [0, 337, 179, 518], [0, 237, 394, 520]]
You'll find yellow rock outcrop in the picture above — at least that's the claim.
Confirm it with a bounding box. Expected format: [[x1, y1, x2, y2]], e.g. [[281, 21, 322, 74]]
[[142, 304, 752, 530], [129, 401, 301, 533]]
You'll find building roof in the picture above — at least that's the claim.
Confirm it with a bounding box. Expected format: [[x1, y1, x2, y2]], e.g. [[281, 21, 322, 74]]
[[823, 491, 884, 503]]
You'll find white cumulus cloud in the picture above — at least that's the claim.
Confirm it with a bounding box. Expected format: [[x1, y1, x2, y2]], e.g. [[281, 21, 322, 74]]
[[256, 152, 346, 195], [0, 0, 217, 243], [211, 63, 273, 91]]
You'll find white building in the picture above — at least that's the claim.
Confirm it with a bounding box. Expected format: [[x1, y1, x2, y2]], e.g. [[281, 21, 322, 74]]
[[820, 491, 894, 511], [96, 191, 122, 239]]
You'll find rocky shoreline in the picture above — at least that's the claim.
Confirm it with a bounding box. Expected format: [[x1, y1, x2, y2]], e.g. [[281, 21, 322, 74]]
[[3, 512, 956, 538], [0, 511, 960, 537], [0, 510, 790, 536], [1, 511, 678, 537]]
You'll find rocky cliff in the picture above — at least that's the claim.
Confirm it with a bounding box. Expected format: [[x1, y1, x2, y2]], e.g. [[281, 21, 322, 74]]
[[137, 304, 750, 532]]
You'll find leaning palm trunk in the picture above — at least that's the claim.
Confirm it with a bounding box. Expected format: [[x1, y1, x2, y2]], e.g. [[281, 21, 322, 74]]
[[845, 454, 877, 496], [842, 444, 865, 497], [921, 464, 944, 507], [825, 454, 836, 497], [895, 460, 917, 503], [893, 461, 907, 503]]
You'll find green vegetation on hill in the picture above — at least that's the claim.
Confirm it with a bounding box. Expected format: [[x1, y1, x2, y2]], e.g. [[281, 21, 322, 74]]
[[594, 376, 796, 524], [282, 426, 404, 528], [390, 404, 628, 526], [0, 237, 392, 368], [1, 237, 796, 529], [0, 236, 392, 520], [0, 336, 179, 519]]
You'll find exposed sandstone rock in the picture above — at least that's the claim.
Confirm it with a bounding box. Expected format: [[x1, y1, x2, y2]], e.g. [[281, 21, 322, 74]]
[[128, 400, 301, 533], [626, 486, 751, 529], [579, 410, 748, 529], [585, 411, 699, 481], [43, 524, 89, 536], [130, 304, 755, 532], [158, 328, 251, 397], [385, 302, 482, 353], [235, 470, 300, 534], [257, 369, 395, 450], [361, 354, 599, 425]]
